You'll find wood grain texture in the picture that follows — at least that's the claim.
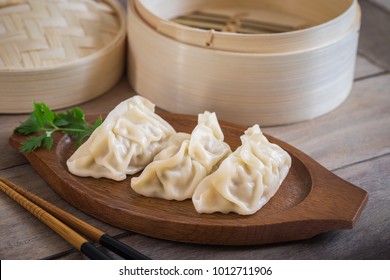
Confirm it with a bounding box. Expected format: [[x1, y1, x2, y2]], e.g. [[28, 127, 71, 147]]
[[94, 155, 389, 260], [8, 112, 367, 246], [0, 0, 389, 259], [358, 0, 390, 71], [0, 61, 387, 259], [354, 55, 385, 79], [263, 74, 390, 171], [118, 0, 127, 8], [0, 177, 104, 243], [0, 115, 29, 170], [0, 180, 90, 251], [0, 64, 387, 259], [369, 0, 390, 12], [0, 165, 125, 259], [128, 0, 361, 126], [0, 53, 380, 171]]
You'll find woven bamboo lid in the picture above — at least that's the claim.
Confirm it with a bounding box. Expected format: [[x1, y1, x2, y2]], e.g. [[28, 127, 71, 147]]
[[0, 0, 126, 113]]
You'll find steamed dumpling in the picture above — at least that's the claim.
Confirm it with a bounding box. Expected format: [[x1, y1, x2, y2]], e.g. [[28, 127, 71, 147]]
[[131, 112, 232, 200], [192, 125, 291, 215], [66, 96, 176, 181], [189, 112, 231, 173], [131, 132, 207, 200]]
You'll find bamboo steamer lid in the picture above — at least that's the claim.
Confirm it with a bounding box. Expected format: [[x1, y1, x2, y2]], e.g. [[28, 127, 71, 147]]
[[127, 0, 361, 126], [0, 0, 126, 113]]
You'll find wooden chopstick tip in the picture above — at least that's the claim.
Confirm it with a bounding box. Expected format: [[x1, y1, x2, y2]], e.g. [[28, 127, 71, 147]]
[[0, 177, 150, 260]]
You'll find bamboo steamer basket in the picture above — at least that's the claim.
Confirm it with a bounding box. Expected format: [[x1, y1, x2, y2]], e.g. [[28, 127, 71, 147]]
[[127, 0, 361, 126], [0, 0, 126, 113], [134, 0, 359, 53]]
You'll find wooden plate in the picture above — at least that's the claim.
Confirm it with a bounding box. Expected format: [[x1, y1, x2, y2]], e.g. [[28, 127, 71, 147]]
[[9, 112, 368, 245]]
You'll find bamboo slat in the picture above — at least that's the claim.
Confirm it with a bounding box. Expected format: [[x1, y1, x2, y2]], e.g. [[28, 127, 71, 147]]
[[0, 0, 126, 113], [134, 0, 358, 53], [127, 0, 361, 126]]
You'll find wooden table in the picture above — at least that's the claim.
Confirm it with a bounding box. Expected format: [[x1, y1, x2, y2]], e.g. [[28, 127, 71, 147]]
[[1, 0, 389, 260]]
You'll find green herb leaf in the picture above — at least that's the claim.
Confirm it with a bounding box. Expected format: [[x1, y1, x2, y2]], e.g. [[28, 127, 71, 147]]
[[53, 118, 70, 127], [15, 114, 41, 135], [33, 102, 56, 128], [57, 108, 85, 127], [92, 115, 103, 130], [15, 102, 102, 153], [19, 134, 46, 153], [43, 134, 54, 150]]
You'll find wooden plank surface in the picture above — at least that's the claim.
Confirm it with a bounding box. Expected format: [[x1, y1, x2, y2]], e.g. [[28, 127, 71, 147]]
[[95, 155, 390, 260], [8, 110, 369, 247], [263, 74, 390, 171], [0, 54, 384, 171], [369, 0, 390, 12], [0, 0, 389, 260], [354, 55, 386, 80], [0, 165, 127, 259], [358, 0, 390, 71], [1, 72, 388, 260]]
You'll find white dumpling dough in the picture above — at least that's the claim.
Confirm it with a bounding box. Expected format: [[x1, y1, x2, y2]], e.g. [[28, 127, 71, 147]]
[[66, 95, 176, 181], [192, 125, 291, 215], [131, 112, 232, 200]]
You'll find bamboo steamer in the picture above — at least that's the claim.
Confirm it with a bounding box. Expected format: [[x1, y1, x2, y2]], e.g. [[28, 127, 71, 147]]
[[0, 0, 126, 113], [134, 0, 359, 53], [127, 0, 361, 126]]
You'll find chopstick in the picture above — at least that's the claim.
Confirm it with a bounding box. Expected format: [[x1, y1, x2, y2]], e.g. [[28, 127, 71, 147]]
[[0, 177, 150, 260], [0, 179, 111, 260]]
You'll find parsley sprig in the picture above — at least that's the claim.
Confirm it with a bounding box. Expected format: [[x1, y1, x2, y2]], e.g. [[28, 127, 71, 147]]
[[15, 102, 102, 153]]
